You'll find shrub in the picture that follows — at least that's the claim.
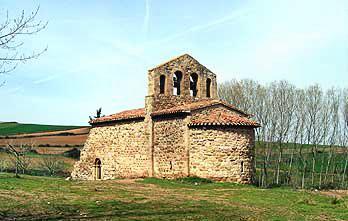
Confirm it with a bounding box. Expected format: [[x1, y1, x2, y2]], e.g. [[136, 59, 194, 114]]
[[297, 198, 316, 206], [63, 148, 80, 159], [175, 176, 213, 185], [38, 144, 50, 147], [0, 159, 9, 172], [331, 197, 340, 205]]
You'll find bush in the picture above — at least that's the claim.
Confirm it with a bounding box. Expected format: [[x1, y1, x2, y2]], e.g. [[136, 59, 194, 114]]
[[175, 176, 213, 185], [38, 144, 50, 147], [0, 159, 9, 172], [63, 148, 80, 159], [312, 182, 338, 190], [331, 197, 341, 205], [297, 198, 316, 206], [0, 147, 9, 153]]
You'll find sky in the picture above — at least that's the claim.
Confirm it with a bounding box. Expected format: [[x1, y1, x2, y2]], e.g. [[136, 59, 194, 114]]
[[0, 0, 347, 125]]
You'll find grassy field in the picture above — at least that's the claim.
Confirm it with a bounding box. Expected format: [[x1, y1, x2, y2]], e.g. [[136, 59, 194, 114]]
[[0, 122, 85, 136], [0, 174, 347, 220]]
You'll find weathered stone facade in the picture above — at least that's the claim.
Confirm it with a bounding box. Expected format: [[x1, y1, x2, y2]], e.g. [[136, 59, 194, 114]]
[[189, 127, 255, 183], [72, 54, 260, 183], [71, 120, 149, 180]]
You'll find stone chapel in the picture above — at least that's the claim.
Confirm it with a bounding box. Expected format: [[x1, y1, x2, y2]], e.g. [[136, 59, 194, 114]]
[[71, 54, 260, 183]]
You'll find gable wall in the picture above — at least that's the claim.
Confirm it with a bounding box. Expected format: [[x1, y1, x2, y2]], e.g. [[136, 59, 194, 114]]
[[71, 119, 149, 180]]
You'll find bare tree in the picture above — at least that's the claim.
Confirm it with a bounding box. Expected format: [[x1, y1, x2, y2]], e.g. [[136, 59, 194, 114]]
[[219, 79, 348, 189], [304, 85, 323, 186], [6, 141, 32, 177], [39, 153, 65, 176], [340, 89, 348, 188], [319, 88, 340, 188], [0, 6, 47, 83], [287, 89, 306, 186], [272, 81, 296, 184]]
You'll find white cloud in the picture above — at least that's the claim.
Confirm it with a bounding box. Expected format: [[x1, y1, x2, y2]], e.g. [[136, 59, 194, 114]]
[[143, 0, 151, 34], [33, 74, 61, 85]]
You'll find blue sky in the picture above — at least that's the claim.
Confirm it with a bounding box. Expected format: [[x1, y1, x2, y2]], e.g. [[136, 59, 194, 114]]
[[0, 0, 347, 125]]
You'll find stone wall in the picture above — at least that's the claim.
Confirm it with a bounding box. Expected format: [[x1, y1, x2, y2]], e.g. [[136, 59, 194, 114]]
[[189, 126, 255, 183], [71, 119, 149, 180], [152, 115, 189, 178]]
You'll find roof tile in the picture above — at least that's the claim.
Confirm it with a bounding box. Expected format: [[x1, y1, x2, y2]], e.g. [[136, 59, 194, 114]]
[[189, 110, 260, 127], [90, 99, 259, 128], [90, 108, 145, 124], [151, 99, 248, 116]]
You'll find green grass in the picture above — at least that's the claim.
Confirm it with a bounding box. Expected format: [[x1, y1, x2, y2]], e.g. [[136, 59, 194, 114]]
[[0, 122, 85, 136], [0, 173, 347, 220]]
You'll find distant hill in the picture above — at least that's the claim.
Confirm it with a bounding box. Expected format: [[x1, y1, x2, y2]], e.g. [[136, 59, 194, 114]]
[[0, 122, 86, 136]]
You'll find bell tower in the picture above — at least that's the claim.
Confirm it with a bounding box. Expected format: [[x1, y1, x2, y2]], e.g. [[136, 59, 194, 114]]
[[145, 54, 218, 114], [144, 54, 218, 177]]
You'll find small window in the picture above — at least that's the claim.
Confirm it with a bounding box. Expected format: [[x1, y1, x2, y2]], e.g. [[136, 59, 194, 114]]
[[95, 158, 102, 180], [240, 161, 244, 173], [173, 71, 183, 95], [206, 78, 211, 98], [160, 75, 166, 94], [190, 73, 198, 97]]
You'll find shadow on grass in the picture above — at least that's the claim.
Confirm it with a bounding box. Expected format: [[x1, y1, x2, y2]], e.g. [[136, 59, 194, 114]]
[[0, 199, 244, 221], [139, 177, 252, 190], [0, 169, 69, 178]]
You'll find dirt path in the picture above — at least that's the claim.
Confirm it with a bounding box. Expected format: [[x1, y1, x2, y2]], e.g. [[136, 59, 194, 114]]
[[318, 190, 348, 199]]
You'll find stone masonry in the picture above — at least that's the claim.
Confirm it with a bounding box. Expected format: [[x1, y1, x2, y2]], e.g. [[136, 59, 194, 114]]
[[71, 54, 260, 183]]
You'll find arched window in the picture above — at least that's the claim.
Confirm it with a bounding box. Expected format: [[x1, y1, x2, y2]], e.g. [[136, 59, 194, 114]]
[[173, 71, 182, 95], [190, 73, 198, 97], [95, 158, 102, 180], [206, 78, 211, 98], [159, 75, 166, 94]]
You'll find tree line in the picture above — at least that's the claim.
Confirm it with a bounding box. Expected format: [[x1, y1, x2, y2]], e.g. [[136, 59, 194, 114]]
[[219, 79, 348, 189]]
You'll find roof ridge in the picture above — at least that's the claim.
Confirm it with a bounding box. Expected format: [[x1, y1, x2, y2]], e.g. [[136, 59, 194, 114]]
[[189, 109, 260, 128], [151, 99, 248, 117], [148, 54, 216, 76], [90, 107, 145, 124], [189, 99, 249, 116], [148, 54, 190, 71]]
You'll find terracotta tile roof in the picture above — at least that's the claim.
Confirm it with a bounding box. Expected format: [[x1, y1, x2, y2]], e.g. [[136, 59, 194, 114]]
[[151, 99, 248, 116], [90, 99, 257, 127], [90, 108, 145, 124], [188, 110, 260, 127]]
